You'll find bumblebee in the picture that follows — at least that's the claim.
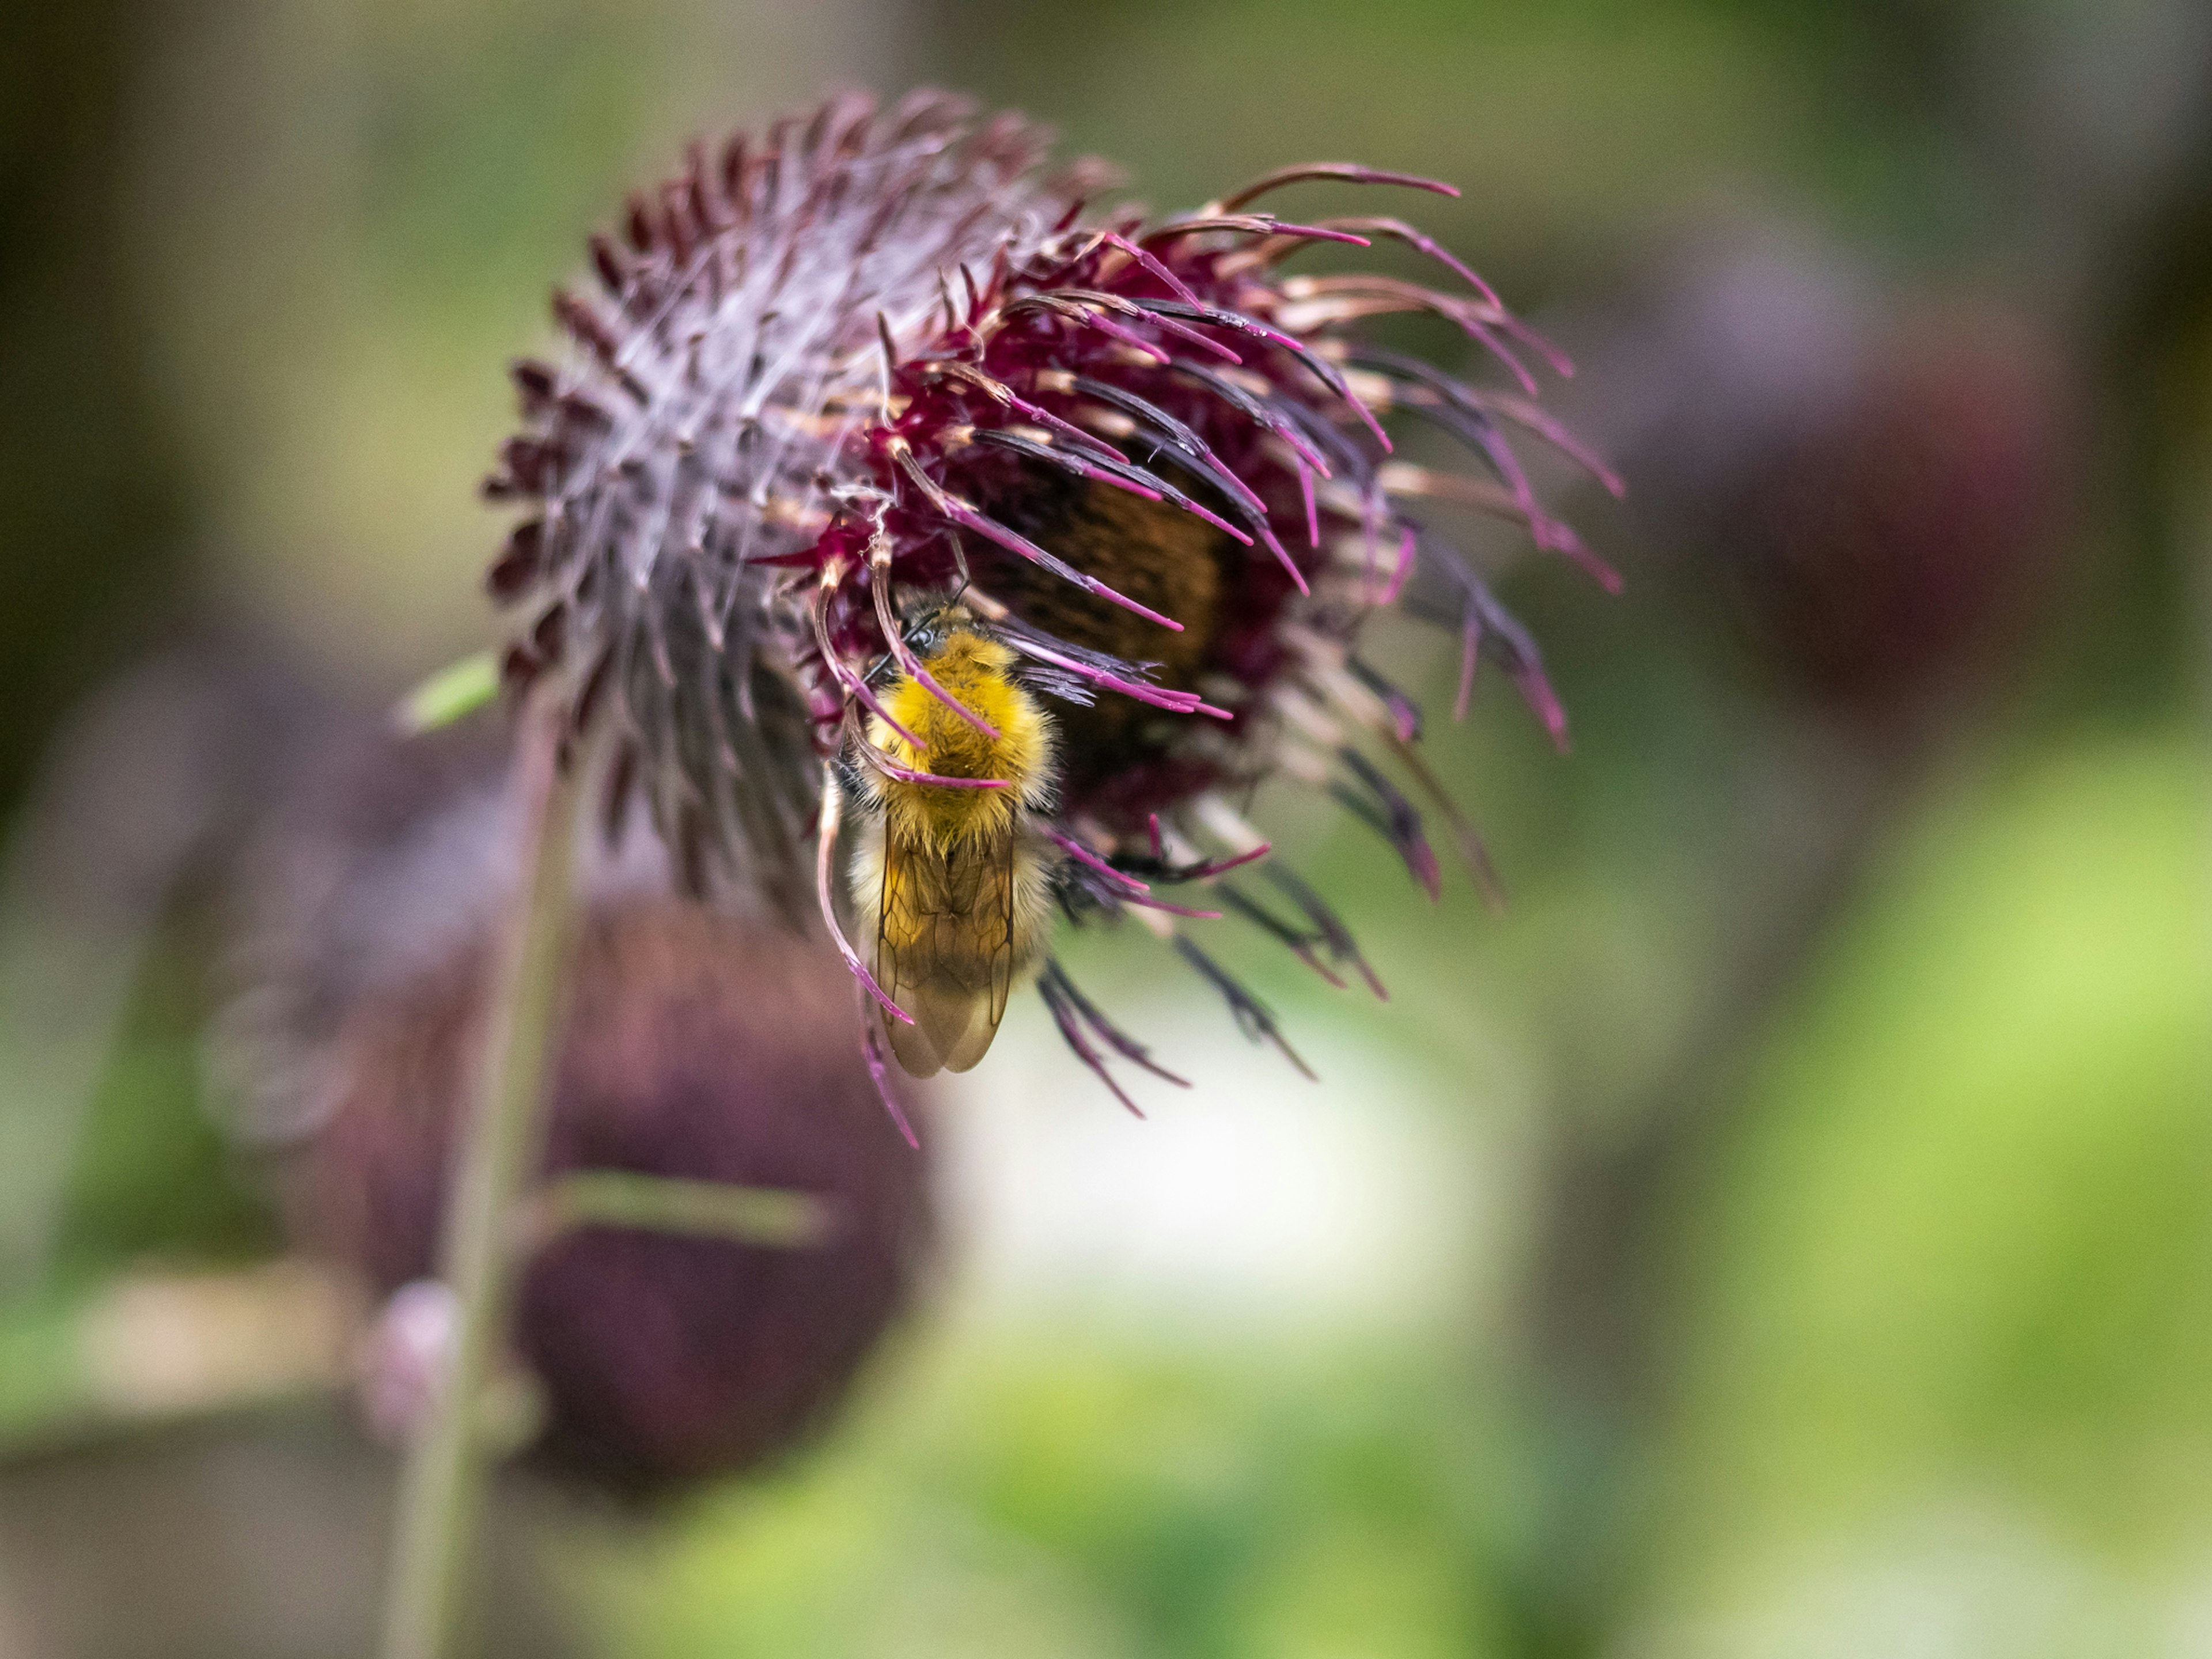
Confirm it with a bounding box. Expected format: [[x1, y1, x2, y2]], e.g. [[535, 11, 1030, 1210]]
[[846, 604, 1060, 1077]]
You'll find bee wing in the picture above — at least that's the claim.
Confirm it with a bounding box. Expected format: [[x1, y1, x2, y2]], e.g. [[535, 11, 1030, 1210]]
[[874, 828, 944, 1079], [874, 832, 1015, 1078], [935, 833, 1016, 1075]]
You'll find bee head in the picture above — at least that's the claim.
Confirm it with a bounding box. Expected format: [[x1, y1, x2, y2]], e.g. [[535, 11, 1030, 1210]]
[[897, 595, 975, 666]]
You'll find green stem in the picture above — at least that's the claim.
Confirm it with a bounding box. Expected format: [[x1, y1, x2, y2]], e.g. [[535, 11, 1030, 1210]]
[[378, 692, 579, 1659]]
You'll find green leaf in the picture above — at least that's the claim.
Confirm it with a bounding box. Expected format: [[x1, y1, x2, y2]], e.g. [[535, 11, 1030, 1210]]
[[531, 1171, 840, 1250], [394, 650, 501, 734]]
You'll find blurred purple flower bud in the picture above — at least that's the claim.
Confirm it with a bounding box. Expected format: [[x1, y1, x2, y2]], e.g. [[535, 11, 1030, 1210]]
[[1588, 228, 2073, 715], [218, 726, 933, 1499]]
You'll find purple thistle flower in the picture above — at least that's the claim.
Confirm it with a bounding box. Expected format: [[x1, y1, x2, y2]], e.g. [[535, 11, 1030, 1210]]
[[486, 89, 1612, 1100]]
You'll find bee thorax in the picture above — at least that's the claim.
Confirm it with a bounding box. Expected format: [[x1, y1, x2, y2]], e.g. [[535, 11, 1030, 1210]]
[[865, 629, 1058, 855]]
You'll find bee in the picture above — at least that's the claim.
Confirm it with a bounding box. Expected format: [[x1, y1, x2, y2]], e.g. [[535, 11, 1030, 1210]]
[[846, 603, 1060, 1077]]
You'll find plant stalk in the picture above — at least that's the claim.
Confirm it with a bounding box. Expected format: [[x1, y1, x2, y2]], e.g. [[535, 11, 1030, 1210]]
[[378, 692, 579, 1659]]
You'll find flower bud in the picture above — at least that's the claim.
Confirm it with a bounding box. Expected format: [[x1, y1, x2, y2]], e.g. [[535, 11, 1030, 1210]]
[[220, 726, 932, 1498]]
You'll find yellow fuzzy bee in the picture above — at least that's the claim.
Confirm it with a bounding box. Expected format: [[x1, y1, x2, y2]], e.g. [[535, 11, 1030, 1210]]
[[847, 604, 1060, 1077]]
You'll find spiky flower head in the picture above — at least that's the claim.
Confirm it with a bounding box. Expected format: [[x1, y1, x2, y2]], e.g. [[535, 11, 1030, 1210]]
[[487, 89, 1613, 1098]]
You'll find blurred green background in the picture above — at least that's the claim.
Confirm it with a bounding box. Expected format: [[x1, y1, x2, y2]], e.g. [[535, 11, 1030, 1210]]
[[2, 0, 2209, 1654]]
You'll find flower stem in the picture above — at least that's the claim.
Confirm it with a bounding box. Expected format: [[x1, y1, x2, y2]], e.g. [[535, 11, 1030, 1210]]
[[377, 692, 579, 1659]]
